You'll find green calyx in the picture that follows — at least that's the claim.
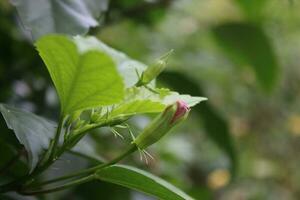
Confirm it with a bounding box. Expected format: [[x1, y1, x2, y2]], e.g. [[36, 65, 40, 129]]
[[133, 101, 190, 150]]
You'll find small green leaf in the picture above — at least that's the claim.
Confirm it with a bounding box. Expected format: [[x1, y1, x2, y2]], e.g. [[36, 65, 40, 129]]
[[36, 35, 125, 115], [109, 87, 206, 118], [0, 104, 56, 171], [110, 100, 165, 118], [96, 164, 194, 200], [213, 22, 279, 92]]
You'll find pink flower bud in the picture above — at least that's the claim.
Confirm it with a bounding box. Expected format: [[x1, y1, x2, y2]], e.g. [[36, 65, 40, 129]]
[[133, 100, 190, 149], [171, 100, 190, 124]]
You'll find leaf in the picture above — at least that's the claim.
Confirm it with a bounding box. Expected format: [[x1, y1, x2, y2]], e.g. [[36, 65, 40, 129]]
[[35, 35, 125, 115], [159, 72, 237, 175], [74, 36, 148, 88], [0, 104, 56, 171], [96, 164, 194, 200], [212, 22, 279, 92], [109, 87, 206, 118], [10, 0, 109, 39]]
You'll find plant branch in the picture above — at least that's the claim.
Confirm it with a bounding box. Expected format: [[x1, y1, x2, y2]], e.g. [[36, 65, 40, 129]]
[[49, 115, 65, 160], [19, 174, 95, 195], [25, 144, 137, 189]]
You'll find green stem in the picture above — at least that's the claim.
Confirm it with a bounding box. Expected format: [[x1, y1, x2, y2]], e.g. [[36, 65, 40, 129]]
[[26, 144, 137, 189], [20, 116, 66, 184], [49, 115, 65, 160], [19, 174, 95, 195]]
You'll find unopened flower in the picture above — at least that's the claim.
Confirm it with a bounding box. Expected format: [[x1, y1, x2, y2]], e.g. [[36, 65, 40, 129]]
[[136, 50, 173, 86], [133, 100, 190, 149]]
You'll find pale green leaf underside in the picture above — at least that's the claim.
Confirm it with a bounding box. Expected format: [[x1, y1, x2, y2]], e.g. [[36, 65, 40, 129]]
[[0, 104, 56, 171], [74, 36, 150, 88], [11, 0, 108, 39], [110, 100, 165, 118], [109, 87, 207, 118], [96, 165, 194, 200], [35, 35, 125, 115]]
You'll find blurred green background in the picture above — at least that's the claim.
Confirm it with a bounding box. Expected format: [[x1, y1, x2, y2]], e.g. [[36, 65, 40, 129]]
[[1, 0, 300, 199]]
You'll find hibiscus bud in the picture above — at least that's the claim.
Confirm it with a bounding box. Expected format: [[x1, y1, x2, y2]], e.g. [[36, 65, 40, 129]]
[[136, 50, 173, 86], [133, 100, 190, 149]]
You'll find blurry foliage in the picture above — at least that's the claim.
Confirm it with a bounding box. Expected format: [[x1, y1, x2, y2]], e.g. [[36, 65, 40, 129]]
[[108, 0, 171, 25], [234, 0, 268, 21], [212, 22, 279, 92]]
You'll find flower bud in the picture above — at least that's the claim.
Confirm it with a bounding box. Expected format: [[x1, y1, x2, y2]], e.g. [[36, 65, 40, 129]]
[[136, 50, 173, 86], [133, 100, 190, 149]]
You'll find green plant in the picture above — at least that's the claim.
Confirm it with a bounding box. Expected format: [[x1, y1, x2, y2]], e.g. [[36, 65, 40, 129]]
[[0, 34, 205, 199]]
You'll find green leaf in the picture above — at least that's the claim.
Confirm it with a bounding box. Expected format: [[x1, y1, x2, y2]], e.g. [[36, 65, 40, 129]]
[[212, 22, 279, 92], [96, 164, 194, 200], [36, 35, 125, 115], [74, 36, 148, 88], [10, 0, 109, 39], [109, 87, 206, 118], [159, 72, 237, 175], [0, 104, 56, 171]]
